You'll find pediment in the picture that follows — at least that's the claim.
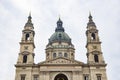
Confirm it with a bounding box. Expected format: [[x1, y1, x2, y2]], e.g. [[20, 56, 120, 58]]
[[39, 57, 83, 65]]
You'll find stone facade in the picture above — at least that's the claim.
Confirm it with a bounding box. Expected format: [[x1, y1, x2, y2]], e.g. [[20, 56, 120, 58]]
[[15, 13, 108, 80]]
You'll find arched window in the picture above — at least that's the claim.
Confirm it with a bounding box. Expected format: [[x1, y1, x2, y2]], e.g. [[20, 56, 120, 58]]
[[64, 53, 68, 57], [94, 54, 99, 62], [25, 33, 30, 40], [23, 55, 27, 63], [53, 53, 56, 58], [91, 33, 95, 40]]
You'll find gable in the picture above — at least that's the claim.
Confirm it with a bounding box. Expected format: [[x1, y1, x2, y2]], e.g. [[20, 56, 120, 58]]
[[39, 57, 83, 65]]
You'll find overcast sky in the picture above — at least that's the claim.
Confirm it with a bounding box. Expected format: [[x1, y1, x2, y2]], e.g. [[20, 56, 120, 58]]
[[0, 0, 120, 80]]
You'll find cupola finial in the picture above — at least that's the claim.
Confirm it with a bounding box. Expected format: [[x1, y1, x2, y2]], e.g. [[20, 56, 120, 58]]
[[27, 12, 32, 23], [87, 12, 96, 28], [55, 17, 64, 32], [89, 11, 93, 22]]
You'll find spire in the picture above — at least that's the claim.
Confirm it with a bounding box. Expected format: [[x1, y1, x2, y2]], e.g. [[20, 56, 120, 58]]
[[27, 12, 32, 23], [24, 12, 34, 29], [87, 12, 96, 28], [89, 12, 93, 22], [55, 17, 64, 32], [57, 17, 63, 26]]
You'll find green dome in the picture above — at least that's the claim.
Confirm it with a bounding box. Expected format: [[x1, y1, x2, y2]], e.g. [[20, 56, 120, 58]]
[[48, 18, 71, 44], [49, 32, 71, 43]]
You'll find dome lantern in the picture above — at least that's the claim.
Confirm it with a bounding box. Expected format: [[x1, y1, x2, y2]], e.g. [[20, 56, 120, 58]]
[[55, 18, 64, 32]]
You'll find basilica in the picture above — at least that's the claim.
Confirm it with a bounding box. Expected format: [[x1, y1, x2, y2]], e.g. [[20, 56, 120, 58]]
[[15, 13, 108, 80]]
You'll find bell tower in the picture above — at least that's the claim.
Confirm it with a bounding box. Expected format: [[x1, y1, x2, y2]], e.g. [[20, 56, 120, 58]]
[[86, 13, 105, 64], [17, 13, 35, 64]]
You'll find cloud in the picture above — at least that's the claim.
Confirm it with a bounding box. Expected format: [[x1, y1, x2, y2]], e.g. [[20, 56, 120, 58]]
[[0, 0, 120, 80]]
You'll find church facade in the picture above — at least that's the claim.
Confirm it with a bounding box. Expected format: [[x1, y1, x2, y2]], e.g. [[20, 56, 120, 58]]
[[15, 14, 108, 80]]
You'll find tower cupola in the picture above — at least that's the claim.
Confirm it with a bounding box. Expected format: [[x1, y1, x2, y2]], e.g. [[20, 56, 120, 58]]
[[87, 13, 96, 28], [24, 13, 34, 30]]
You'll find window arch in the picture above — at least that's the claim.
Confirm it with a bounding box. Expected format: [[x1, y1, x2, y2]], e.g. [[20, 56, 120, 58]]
[[91, 33, 95, 40], [54, 74, 68, 80], [25, 33, 30, 40], [23, 55, 27, 63], [53, 53, 56, 58], [64, 53, 68, 57], [94, 54, 99, 62]]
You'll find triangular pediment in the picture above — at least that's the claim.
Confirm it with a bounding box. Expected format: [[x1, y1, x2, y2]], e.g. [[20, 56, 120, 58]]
[[39, 57, 83, 65]]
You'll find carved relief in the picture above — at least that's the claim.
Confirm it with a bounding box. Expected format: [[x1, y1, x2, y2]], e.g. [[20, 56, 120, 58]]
[[41, 58, 81, 64]]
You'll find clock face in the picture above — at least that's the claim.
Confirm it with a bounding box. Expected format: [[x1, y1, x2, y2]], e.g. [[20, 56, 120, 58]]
[[24, 46, 28, 50], [93, 46, 97, 49]]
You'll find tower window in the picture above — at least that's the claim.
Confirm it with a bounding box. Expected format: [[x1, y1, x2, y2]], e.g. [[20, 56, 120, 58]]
[[23, 55, 27, 63], [84, 75, 89, 80], [91, 33, 95, 40], [25, 33, 30, 40], [71, 53, 73, 55], [94, 54, 99, 62], [53, 53, 56, 58], [64, 53, 68, 57], [21, 75, 25, 80], [97, 75, 101, 80], [47, 53, 49, 56], [47, 53, 49, 59], [33, 75, 39, 80]]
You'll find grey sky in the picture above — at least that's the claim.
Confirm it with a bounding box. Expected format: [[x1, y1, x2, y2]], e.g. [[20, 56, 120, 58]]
[[0, 0, 120, 80]]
